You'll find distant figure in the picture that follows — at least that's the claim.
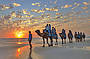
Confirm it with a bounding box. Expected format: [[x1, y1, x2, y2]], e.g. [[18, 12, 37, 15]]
[[82, 32, 86, 42], [68, 30, 73, 43], [74, 32, 78, 42], [77, 32, 81, 42], [80, 32, 83, 42], [52, 27, 58, 45], [59, 29, 66, 44], [28, 31, 32, 48], [49, 24, 51, 31]]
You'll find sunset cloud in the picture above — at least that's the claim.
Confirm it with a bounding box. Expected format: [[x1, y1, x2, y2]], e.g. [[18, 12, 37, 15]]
[[13, 3, 21, 7], [83, 2, 88, 5]]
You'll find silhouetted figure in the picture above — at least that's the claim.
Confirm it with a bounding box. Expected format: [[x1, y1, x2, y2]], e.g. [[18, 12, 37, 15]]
[[45, 24, 53, 46], [80, 32, 83, 42], [74, 32, 78, 42], [77, 32, 80, 42], [59, 29, 66, 44], [82, 32, 86, 42], [52, 27, 58, 45], [48, 24, 53, 46], [28, 31, 32, 48], [68, 30, 73, 43], [45, 24, 49, 33]]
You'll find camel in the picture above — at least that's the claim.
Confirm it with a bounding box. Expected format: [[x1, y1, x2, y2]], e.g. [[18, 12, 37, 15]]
[[59, 33, 66, 44], [35, 30, 53, 47]]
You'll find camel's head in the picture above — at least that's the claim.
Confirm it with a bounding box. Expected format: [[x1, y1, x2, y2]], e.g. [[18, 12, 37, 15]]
[[35, 30, 40, 34]]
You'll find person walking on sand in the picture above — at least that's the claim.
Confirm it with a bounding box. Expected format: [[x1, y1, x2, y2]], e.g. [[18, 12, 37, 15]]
[[28, 31, 32, 49]]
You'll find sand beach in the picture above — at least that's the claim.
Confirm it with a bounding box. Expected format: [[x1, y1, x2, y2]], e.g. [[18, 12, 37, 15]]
[[0, 38, 90, 59]]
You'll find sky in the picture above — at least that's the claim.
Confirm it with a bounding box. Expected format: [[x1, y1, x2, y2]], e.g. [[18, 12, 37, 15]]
[[0, 0, 90, 38]]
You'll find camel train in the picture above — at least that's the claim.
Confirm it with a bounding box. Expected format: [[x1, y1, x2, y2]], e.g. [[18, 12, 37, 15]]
[[35, 24, 86, 47]]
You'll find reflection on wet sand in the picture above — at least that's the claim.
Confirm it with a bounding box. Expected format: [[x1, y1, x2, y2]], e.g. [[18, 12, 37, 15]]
[[28, 48, 32, 59], [16, 45, 32, 59]]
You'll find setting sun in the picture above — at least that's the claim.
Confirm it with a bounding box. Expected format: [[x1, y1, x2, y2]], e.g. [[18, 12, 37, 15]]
[[15, 31, 24, 38]]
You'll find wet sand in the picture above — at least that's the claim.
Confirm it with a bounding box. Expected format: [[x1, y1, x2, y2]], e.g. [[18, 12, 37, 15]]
[[0, 38, 42, 59], [0, 38, 90, 59]]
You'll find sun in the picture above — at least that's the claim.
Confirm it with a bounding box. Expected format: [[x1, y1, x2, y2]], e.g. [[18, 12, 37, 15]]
[[15, 31, 24, 38]]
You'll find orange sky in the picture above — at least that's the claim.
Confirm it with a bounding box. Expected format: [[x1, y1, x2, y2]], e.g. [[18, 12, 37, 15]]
[[0, 19, 90, 38], [0, 28, 38, 38]]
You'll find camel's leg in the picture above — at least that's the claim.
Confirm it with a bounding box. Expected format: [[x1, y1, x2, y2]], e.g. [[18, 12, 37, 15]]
[[43, 37, 45, 47], [69, 38, 72, 43], [78, 39, 79, 42], [64, 39, 66, 44], [62, 39, 64, 44], [71, 38, 73, 43], [84, 38, 85, 42], [76, 38, 77, 42], [55, 39, 58, 45], [80, 38, 82, 42], [70, 39, 72, 43], [69, 38, 70, 43], [50, 37, 53, 46], [46, 38, 50, 47]]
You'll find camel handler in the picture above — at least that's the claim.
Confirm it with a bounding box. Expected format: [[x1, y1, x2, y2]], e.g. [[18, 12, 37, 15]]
[[28, 31, 32, 49]]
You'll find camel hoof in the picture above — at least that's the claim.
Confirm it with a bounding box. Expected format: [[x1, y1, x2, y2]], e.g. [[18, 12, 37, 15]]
[[51, 44, 53, 46], [55, 43, 58, 45], [42, 45, 45, 47]]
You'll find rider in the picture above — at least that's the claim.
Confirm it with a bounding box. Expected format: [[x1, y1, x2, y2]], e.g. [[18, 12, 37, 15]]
[[62, 29, 66, 39], [62, 29, 66, 44], [52, 27, 58, 45], [68, 30, 73, 43], [74, 32, 78, 42], [45, 24, 53, 46]]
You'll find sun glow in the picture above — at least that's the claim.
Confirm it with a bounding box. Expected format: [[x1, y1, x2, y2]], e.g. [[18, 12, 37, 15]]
[[15, 31, 24, 38]]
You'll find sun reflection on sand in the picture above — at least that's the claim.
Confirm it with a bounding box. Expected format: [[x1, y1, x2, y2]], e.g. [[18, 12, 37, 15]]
[[16, 46, 29, 59]]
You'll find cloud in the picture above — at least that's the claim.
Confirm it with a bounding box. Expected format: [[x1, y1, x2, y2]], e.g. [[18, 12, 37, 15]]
[[0, 4, 12, 10], [31, 9, 45, 13], [44, 8, 59, 11], [13, 3, 21, 7], [83, 2, 88, 5], [22, 9, 30, 15], [64, 5, 72, 8], [81, 6, 88, 10], [32, 3, 40, 7]]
